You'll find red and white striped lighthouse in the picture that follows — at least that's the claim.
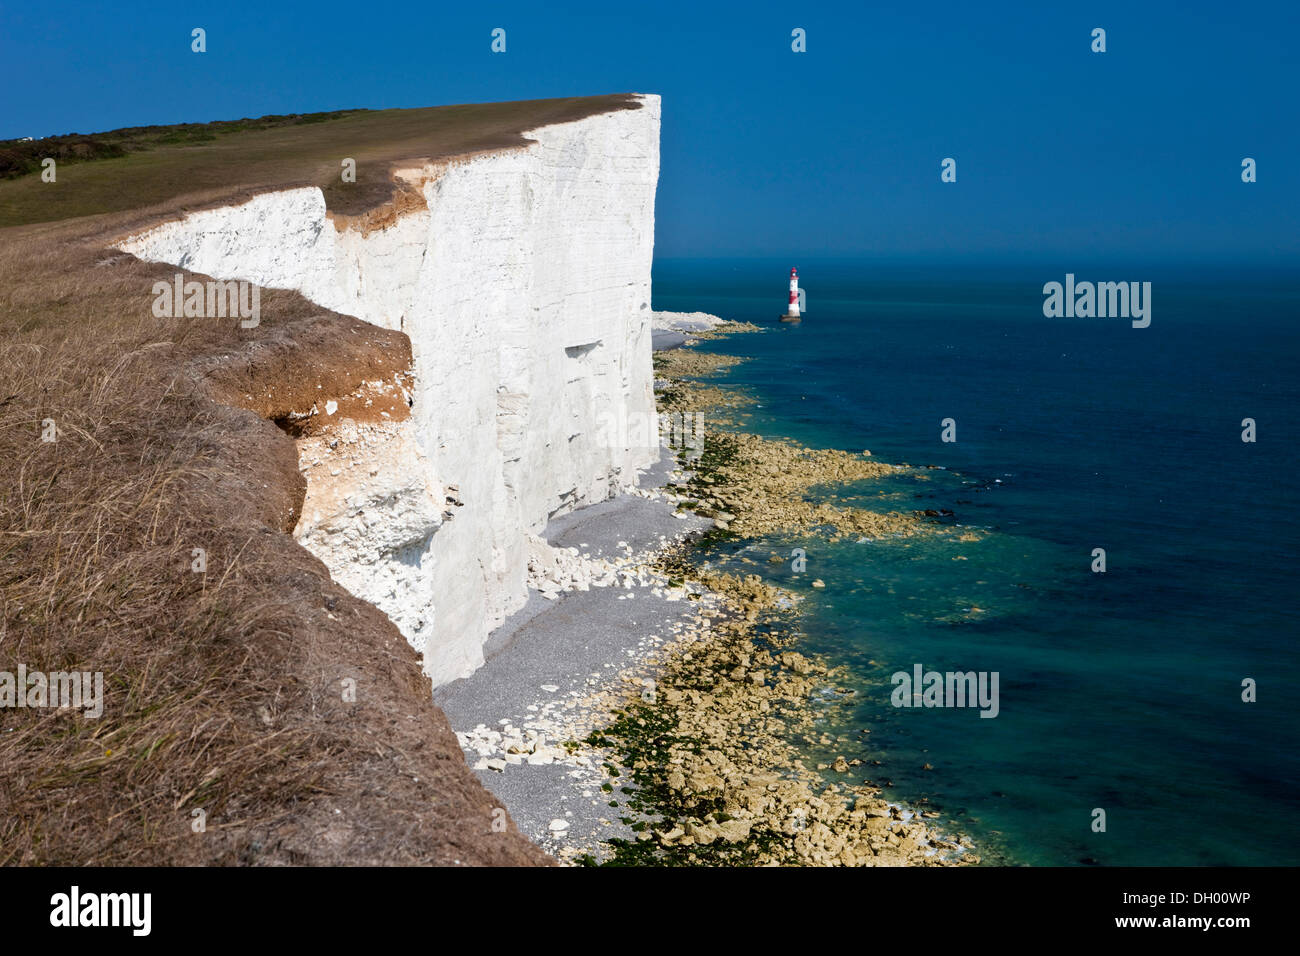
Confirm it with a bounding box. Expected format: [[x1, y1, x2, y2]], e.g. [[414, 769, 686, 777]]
[[780, 266, 801, 321]]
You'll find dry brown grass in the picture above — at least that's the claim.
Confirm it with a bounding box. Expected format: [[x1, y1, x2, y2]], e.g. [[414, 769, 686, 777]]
[[0, 94, 643, 865]]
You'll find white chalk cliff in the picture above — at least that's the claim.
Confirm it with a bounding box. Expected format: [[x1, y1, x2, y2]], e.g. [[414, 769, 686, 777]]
[[118, 95, 663, 686]]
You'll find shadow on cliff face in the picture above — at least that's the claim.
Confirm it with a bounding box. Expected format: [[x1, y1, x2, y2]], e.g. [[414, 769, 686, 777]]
[[0, 210, 550, 866]]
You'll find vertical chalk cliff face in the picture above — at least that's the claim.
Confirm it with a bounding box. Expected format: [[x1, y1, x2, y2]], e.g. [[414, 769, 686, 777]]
[[118, 95, 662, 686]]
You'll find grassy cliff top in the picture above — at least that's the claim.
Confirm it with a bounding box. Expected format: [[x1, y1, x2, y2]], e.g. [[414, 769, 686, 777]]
[[0, 94, 642, 229]]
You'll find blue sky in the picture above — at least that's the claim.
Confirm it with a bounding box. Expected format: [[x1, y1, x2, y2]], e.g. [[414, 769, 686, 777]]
[[3, 1, 1296, 263]]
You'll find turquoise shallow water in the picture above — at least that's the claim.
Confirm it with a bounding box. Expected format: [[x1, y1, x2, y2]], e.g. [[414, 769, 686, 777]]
[[653, 258, 1300, 866]]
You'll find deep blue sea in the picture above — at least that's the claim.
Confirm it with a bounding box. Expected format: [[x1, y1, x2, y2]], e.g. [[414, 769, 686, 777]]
[[652, 258, 1299, 866]]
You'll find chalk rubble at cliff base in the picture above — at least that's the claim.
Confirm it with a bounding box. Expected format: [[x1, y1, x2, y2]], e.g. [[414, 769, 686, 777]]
[[556, 330, 978, 865], [433, 453, 718, 859], [439, 326, 978, 865]]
